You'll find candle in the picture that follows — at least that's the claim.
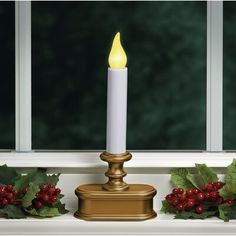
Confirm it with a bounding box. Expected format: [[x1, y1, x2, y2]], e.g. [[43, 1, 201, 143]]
[[106, 32, 128, 154]]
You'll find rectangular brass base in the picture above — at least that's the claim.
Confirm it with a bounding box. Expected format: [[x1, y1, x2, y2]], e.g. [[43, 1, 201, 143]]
[[74, 184, 157, 221]]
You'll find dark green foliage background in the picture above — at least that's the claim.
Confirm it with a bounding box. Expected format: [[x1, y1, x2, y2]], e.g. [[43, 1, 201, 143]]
[[0, 2, 15, 149], [224, 2, 236, 149], [32, 1, 206, 150], [2, 1, 236, 150], [0, 1, 210, 150]]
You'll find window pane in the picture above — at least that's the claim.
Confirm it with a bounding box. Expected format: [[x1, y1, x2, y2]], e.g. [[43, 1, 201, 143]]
[[32, 1, 206, 150], [224, 2, 236, 149], [0, 2, 15, 149]]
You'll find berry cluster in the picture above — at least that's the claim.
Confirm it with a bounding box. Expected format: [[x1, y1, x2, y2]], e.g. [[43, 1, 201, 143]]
[[165, 182, 232, 214], [24, 183, 61, 210], [0, 184, 20, 207]]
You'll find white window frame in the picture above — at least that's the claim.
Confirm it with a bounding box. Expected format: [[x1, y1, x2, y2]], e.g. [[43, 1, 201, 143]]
[[7, 0, 229, 169], [15, 1, 31, 152], [207, 0, 223, 152]]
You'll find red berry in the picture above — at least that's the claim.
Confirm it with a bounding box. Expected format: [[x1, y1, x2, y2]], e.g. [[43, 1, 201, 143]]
[[197, 193, 205, 201], [34, 201, 43, 209], [178, 188, 184, 194], [49, 196, 57, 203], [35, 193, 41, 199], [187, 199, 195, 208], [227, 199, 235, 205], [0, 188, 5, 195], [6, 193, 13, 200], [40, 184, 48, 193], [11, 189, 18, 196], [13, 200, 21, 206], [42, 194, 49, 202], [195, 205, 204, 214], [48, 187, 56, 195], [202, 185, 208, 191], [165, 194, 173, 201], [176, 204, 184, 211], [5, 185, 13, 191], [187, 189, 194, 196], [171, 198, 179, 206], [210, 191, 219, 200], [216, 197, 224, 205], [172, 188, 179, 195], [47, 183, 54, 189], [206, 184, 214, 191], [55, 188, 61, 195], [193, 189, 199, 195], [8, 198, 14, 204], [2, 198, 8, 206], [214, 182, 222, 189], [22, 186, 29, 194], [180, 194, 187, 201], [205, 192, 210, 199]]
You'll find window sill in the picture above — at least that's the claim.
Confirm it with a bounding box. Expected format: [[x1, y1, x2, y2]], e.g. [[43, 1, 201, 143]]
[[0, 151, 234, 168], [0, 211, 235, 235], [0, 152, 234, 235]]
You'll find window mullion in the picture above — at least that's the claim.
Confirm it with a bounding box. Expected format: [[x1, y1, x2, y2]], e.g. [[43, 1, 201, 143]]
[[15, 1, 31, 152], [207, 1, 223, 152]]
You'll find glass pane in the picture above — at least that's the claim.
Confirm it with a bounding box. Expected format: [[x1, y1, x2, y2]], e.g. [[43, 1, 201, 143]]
[[224, 2, 236, 149], [0, 2, 15, 149], [32, 1, 206, 150]]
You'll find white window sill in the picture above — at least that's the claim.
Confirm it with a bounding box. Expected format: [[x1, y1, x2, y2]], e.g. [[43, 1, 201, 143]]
[[0, 152, 234, 235], [0, 210, 235, 235], [0, 151, 235, 168]]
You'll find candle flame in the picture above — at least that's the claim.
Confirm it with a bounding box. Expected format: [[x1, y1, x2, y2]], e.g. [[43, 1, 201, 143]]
[[108, 32, 127, 69]]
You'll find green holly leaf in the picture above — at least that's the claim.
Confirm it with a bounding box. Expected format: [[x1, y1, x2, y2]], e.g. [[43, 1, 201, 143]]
[[185, 164, 218, 190], [219, 204, 230, 222], [0, 205, 26, 219], [0, 165, 20, 185], [202, 201, 219, 209], [57, 194, 64, 200], [220, 159, 236, 200], [175, 211, 217, 220], [170, 168, 195, 190], [186, 173, 203, 189], [14, 169, 47, 191], [47, 174, 60, 186], [160, 200, 177, 214], [14, 169, 60, 192], [52, 201, 69, 214], [21, 183, 40, 208], [195, 164, 218, 186], [26, 207, 61, 217], [218, 204, 236, 222], [219, 185, 236, 200]]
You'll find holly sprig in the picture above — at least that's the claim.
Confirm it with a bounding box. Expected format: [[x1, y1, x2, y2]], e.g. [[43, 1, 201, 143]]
[[161, 159, 236, 221], [0, 165, 68, 219]]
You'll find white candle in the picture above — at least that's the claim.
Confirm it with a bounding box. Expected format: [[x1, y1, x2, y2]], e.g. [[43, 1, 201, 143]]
[[106, 32, 128, 154]]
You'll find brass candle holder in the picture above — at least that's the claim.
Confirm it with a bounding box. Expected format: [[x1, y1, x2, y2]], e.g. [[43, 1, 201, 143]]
[[74, 152, 157, 221]]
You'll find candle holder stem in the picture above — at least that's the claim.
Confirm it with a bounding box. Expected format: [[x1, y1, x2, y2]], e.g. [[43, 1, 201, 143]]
[[100, 151, 132, 191]]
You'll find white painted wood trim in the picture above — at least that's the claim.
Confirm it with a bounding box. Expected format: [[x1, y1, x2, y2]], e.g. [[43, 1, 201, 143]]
[[0, 151, 235, 168], [15, 1, 32, 152], [0, 212, 235, 235], [207, 1, 223, 152]]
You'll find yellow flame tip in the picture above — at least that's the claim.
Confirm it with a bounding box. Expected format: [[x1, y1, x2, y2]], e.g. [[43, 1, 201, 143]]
[[108, 32, 127, 69]]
